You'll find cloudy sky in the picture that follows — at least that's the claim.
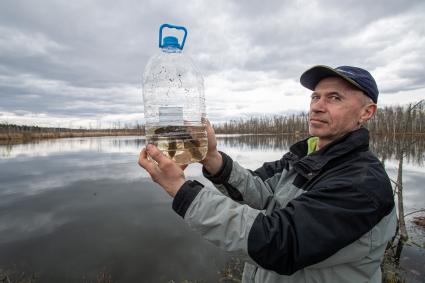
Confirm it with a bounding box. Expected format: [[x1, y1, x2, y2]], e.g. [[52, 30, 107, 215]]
[[0, 0, 424, 128]]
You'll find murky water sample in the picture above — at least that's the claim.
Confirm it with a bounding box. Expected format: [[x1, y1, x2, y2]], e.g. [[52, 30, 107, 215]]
[[146, 125, 208, 164]]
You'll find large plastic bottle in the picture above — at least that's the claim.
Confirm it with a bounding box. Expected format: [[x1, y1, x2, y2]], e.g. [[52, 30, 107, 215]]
[[142, 24, 208, 165]]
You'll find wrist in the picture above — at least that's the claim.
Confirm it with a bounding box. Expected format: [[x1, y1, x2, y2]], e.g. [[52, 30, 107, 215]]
[[202, 151, 223, 175], [168, 178, 186, 198]]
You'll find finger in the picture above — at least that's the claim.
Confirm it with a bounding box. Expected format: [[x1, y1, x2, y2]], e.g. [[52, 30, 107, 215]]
[[204, 120, 217, 148], [203, 118, 211, 129], [138, 148, 159, 174], [201, 118, 215, 139], [204, 119, 214, 135], [138, 148, 151, 169], [146, 144, 169, 165]]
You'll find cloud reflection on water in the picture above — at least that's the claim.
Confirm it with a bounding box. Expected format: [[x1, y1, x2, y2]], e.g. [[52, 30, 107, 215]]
[[0, 135, 423, 282]]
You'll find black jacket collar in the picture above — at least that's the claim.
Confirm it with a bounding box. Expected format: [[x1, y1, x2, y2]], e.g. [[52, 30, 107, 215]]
[[290, 127, 370, 178]]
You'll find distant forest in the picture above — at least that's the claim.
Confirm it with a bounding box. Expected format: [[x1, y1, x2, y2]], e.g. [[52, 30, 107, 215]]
[[213, 101, 425, 135], [0, 124, 144, 141], [1, 101, 424, 141]]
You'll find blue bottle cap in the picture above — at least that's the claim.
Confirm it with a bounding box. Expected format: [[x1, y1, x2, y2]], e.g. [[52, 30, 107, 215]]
[[163, 36, 180, 49]]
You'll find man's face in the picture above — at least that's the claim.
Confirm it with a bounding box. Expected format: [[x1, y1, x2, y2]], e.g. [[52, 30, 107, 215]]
[[309, 77, 368, 146]]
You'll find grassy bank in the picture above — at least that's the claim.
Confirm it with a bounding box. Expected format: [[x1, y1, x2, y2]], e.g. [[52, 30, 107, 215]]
[[0, 130, 143, 141], [0, 125, 144, 144]]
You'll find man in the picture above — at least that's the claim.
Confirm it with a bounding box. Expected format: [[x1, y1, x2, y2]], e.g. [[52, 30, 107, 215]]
[[139, 65, 397, 283]]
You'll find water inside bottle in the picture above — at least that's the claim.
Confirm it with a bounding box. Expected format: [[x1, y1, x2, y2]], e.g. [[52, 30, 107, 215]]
[[146, 125, 208, 165]]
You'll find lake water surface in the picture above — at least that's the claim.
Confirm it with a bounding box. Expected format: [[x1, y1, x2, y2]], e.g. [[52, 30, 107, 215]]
[[0, 135, 424, 282]]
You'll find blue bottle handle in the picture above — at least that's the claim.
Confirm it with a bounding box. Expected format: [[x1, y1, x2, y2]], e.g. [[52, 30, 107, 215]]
[[159, 24, 187, 50]]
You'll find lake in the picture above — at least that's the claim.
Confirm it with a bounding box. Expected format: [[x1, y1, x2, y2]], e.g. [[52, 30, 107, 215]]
[[0, 135, 424, 282]]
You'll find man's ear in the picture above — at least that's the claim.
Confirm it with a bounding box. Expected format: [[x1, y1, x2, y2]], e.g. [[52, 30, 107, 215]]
[[359, 103, 377, 124]]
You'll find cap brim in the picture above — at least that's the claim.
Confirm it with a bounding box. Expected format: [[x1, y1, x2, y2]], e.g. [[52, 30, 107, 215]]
[[300, 65, 364, 93]]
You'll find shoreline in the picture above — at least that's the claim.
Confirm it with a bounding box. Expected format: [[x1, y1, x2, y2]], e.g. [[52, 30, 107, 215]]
[[1, 131, 424, 145], [0, 130, 144, 144]]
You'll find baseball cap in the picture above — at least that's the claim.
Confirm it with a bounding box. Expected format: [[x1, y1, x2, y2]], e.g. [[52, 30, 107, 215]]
[[300, 65, 379, 103]]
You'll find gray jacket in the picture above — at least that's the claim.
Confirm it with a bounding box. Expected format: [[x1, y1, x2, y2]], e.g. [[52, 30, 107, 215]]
[[172, 128, 397, 283]]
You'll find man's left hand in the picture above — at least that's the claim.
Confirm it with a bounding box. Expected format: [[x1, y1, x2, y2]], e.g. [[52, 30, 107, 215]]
[[138, 144, 186, 197]]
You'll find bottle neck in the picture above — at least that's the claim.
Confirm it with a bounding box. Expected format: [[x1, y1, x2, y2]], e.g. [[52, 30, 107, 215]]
[[162, 47, 182, 53]]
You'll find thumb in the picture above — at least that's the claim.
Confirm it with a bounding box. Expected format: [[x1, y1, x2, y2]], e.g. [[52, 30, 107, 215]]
[[204, 118, 212, 129], [204, 119, 215, 136]]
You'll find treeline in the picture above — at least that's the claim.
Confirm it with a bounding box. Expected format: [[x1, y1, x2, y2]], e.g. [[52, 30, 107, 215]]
[[215, 114, 309, 134], [0, 123, 145, 142], [1, 101, 424, 142], [214, 101, 425, 135], [368, 102, 424, 135]]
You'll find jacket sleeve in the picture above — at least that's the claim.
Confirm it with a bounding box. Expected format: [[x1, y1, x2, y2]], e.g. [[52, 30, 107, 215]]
[[173, 180, 262, 265], [202, 151, 288, 210], [173, 167, 395, 275]]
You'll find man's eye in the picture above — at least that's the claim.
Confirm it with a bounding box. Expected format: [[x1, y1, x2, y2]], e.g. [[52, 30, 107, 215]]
[[330, 95, 341, 101], [311, 96, 320, 100]]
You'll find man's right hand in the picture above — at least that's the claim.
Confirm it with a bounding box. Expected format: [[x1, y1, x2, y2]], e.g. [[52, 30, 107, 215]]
[[200, 119, 223, 175]]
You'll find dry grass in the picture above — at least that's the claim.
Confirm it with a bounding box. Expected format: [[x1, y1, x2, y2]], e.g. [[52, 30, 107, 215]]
[[0, 130, 144, 144]]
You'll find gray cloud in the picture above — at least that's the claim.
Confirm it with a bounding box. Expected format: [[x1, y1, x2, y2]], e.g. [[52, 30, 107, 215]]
[[0, 0, 424, 127]]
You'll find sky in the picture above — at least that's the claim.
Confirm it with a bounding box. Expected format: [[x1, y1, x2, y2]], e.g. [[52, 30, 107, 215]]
[[0, 0, 424, 128]]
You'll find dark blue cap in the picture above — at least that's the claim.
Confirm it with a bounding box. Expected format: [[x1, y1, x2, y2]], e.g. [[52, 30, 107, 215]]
[[300, 65, 379, 103]]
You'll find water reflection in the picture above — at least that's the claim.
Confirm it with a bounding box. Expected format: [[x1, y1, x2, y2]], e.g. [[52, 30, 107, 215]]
[[216, 134, 425, 166], [217, 134, 300, 152], [0, 136, 146, 159], [0, 137, 228, 282], [0, 134, 424, 282], [370, 134, 425, 166], [3, 133, 423, 165], [0, 179, 227, 282]]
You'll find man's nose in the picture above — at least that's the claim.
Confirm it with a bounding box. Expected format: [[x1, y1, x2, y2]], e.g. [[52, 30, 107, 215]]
[[310, 97, 326, 113]]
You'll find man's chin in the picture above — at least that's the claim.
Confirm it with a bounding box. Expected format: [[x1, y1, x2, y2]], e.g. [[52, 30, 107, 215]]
[[308, 127, 328, 137]]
